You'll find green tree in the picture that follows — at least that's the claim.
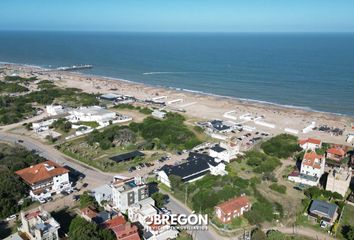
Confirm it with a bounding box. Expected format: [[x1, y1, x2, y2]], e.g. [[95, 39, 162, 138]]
[[79, 191, 98, 209], [169, 175, 184, 191], [151, 192, 166, 208], [69, 216, 115, 240]]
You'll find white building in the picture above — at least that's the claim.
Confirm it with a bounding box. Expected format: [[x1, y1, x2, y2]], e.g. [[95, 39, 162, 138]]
[[298, 138, 322, 151], [209, 141, 240, 163], [91, 184, 112, 205], [288, 152, 325, 186], [128, 197, 179, 240], [112, 176, 149, 212], [68, 106, 116, 124], [15, 160, 71, 201], [46, 105, 66, 116], [18, 207, 60, 240], [67, 106, 131, 127], [326, 167, 352, 197], [151, 110, 166, 119], [32, 119, 57, 133]]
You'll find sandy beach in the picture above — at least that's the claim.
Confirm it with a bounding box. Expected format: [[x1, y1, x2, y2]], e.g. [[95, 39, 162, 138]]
[[2, 63, 354, 146]]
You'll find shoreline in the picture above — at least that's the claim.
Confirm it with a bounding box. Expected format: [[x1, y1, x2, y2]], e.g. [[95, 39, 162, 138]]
[[1, 62, 354, 147], [1, 61, 352, 118]]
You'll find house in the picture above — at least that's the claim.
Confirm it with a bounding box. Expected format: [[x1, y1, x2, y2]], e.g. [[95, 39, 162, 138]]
[[32, 119, 57, 133], [18, 207, 60, 240], [91, 184, 113, 205], [157, 153, 227, 188], [208, 120, 232, 133], [325, 167, 352, 197], [326, 147, 346, 163], [112, 176, 149, 212], [151, 110, 166, 119], [288, 152, 325, 186], [214, 195, 251, 224], [209, 141, 240, 163], [103, 216, 140, 240], [80, 207, 99, 222], [67, 106, 126, 126], [298, 138, 322, 151], [100, 93, 121, 101], [46, 105, 67, 116], [110, 151, 145, 163], [15, 160, 71, 200], [308, 200, 338, 226], [127, 198, 178, 240]]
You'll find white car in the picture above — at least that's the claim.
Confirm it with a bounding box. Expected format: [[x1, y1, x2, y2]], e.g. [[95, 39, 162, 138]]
[[6, 215, 17, 221], [38, 198, 46, 204]]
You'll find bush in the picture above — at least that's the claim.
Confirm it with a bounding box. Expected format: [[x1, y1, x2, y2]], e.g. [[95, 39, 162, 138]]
[[69, 216, 115, 240], [261, 134, 301, 158], [129, 113, 201, 150], [245, 151, 281, 173]]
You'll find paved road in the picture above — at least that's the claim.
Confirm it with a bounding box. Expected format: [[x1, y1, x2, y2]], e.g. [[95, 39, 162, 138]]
[[165, 191, 221, 240], [0, 132, 221, 239], [0, 132, 113, 188]]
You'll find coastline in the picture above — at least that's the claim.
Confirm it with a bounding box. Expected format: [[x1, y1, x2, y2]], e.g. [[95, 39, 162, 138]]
[[1, 62, 353, 146], [1, 61, 352, 118]]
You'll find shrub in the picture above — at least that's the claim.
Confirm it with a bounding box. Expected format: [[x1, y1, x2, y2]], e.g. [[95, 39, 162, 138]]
[[261, 134, 301, 158]]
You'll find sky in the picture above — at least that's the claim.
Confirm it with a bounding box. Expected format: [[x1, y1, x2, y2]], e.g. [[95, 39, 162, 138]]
[[0, 0, 354, 32]]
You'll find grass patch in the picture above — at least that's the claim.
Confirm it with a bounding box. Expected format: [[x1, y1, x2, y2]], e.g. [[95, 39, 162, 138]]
[[78, 121, 99, 128], [261, 134, 301, 159], [269, 183, 287, 194]]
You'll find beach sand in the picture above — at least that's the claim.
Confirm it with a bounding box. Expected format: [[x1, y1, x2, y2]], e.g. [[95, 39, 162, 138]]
[[2, 63, 354, 146]]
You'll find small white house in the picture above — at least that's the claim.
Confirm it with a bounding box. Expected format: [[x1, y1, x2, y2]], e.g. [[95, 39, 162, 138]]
[[209, 142, 240, 163], [46, 105, 66, 116], [151, 110, 166, 119], [299, 138, 322, 151], [68, 106, 116, 125]]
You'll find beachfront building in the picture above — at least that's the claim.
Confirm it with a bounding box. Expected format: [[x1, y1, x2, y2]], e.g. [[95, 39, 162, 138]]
[[112, 176, 149, 212], [215, 195, 251, 224], [46, 104, 67, 116], [151, 110, 166, 119], [207, 120, 233, 133], [325, 167, 352, 197], [128, 197, 179, 240], [209, 141, 240, 163], [67, 106, 132, 129], [298, 138, 322, 151], [15, 160, 71, 201], [308, 200, 338, 227], [18, 207, 60, 240], [288, 152, 325, 186], [158, 152, 227, 188]]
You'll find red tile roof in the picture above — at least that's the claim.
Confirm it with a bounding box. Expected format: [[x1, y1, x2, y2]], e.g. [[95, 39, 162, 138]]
[[15, 160, 69, 185], [111, 223, 139, 240], [327, 148, 346, 157], [103, 215, 126, 229], [215, 196, 250, 215], [299, 138, 321, 146], [303, 152, 323, 169], [80, 207, 98, 219]]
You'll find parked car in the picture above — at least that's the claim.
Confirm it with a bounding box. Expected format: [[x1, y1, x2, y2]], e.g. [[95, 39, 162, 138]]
[[82, 183, 88, 188], [46, 197, 53, 202], [17, 139, 24, 143], [61, 191, 69, 196], [6, 215, 17, 222], [38, 198, 46, 204]]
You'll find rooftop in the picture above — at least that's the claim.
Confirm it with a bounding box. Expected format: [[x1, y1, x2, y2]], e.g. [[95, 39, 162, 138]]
[[110, 150, 145, 163], [303, 152, 323, 169], [327, 147, 346, 157], [215, 195, 250, 214], [210, 145, 227, 153], [299, 138, 321, 145], [15, 160, 69, 185], [309, 200, 338, 218]]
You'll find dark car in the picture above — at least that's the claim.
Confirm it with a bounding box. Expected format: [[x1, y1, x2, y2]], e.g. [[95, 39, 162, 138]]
[[17, 140, 24, 143], [82, 183, 88, 188], [61, 191, 69, 196]]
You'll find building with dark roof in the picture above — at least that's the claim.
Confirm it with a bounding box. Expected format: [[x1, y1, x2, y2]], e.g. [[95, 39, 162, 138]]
[[208, 120, 232, 132], [308, 200, 338, 225], [158, 153, 227, 188], [110, 150, 145, 163]]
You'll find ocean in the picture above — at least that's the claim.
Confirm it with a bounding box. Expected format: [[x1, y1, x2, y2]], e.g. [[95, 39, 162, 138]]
[[0, 31, 353, 116]]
